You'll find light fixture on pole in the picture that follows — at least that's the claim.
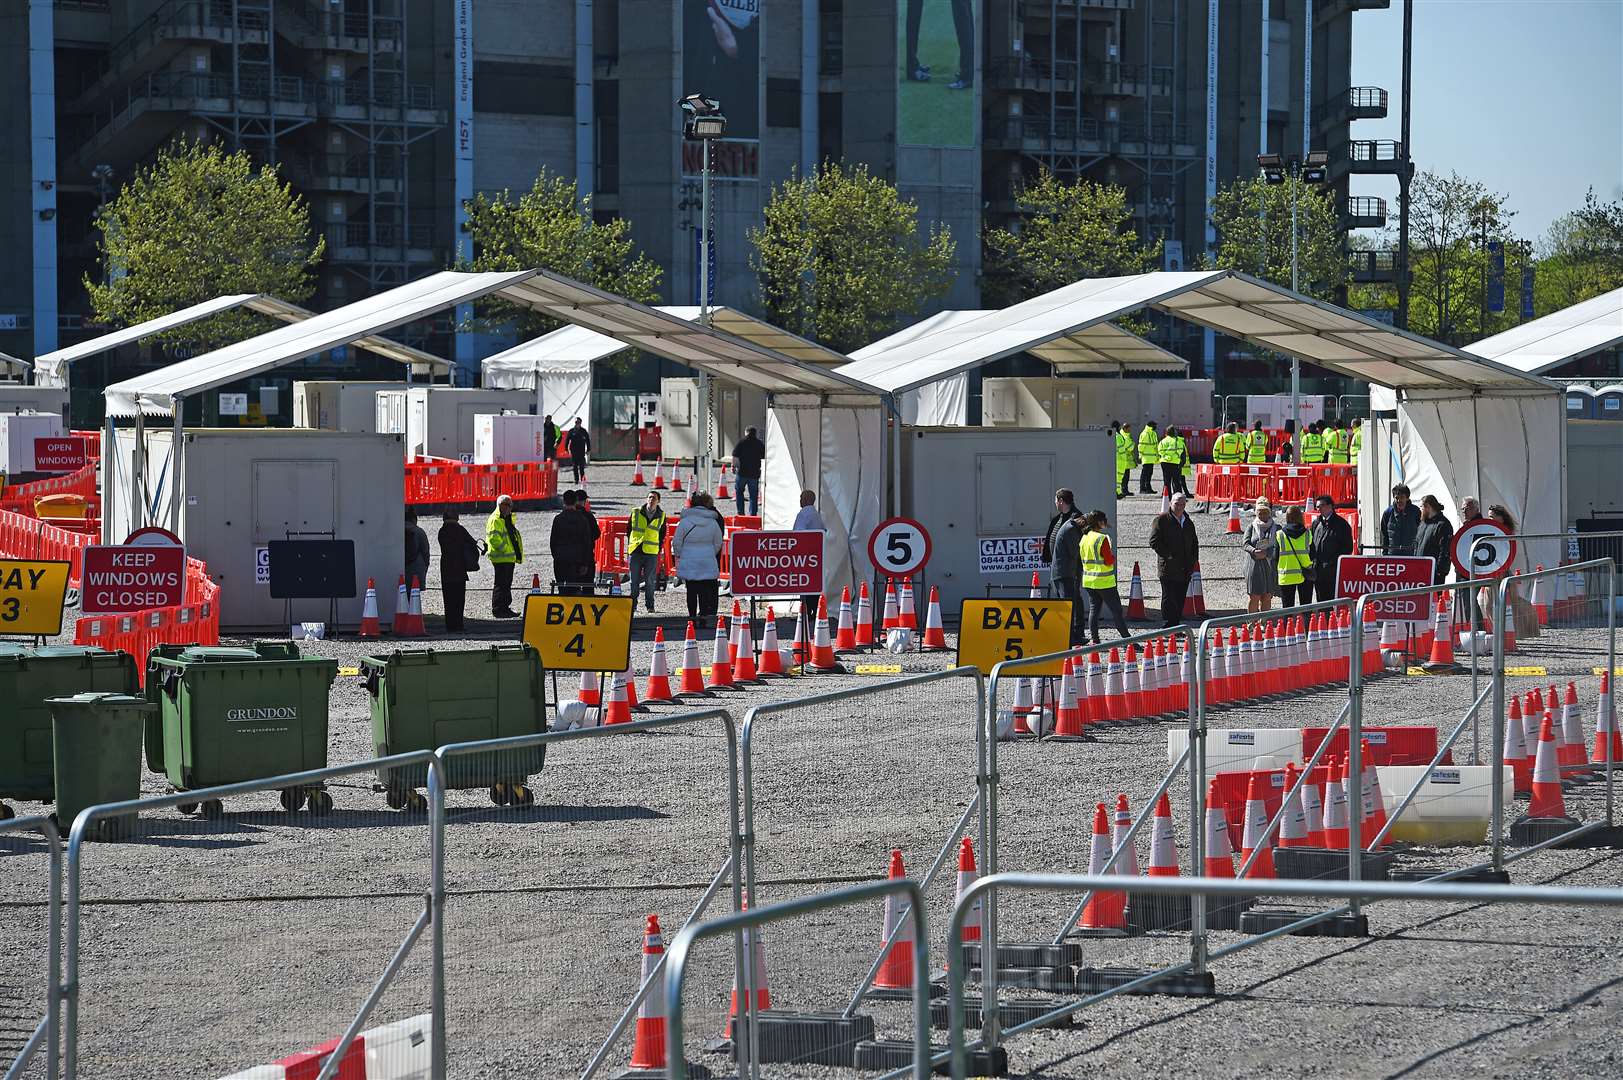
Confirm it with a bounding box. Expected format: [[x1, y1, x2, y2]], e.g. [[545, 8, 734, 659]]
[[1258, 150, 1328, 446], [679, 93, 726, 491]]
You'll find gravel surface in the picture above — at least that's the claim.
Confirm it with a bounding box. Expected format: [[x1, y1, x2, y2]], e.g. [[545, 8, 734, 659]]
[[4, 463, 1622, 1079]]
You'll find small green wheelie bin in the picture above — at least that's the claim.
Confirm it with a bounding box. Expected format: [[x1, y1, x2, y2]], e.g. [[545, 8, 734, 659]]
[[145, 643, 340, 818], [361, 645, 547, 811], [47, 692, 151, 841], [0, 645, 140, 820]]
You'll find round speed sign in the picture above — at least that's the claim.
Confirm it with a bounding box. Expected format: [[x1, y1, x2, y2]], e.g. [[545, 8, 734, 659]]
[[1451, 519, 1517, 579], [868, 517, 932, 579]]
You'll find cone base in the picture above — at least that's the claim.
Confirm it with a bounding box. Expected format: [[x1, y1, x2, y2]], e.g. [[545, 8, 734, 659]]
[[1240, 908, 1370, 938], [1508, 814, 1584, 847], [1273, 846, 1394, 881], [718, 1011, 875, 1067], [1390, 866, 1510, 885], [854, 1040, 1007, 1077]]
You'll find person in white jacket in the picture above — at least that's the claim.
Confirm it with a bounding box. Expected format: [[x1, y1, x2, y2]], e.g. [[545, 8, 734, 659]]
[[673, 492, 726, 622]]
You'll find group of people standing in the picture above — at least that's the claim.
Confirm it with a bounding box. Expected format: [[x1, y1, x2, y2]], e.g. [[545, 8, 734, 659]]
[[1044, 489, 1133, 645], [1379, 486, 1516, 584], [1113, 420, 1191, 499], [1237, 495, 1355, 612]]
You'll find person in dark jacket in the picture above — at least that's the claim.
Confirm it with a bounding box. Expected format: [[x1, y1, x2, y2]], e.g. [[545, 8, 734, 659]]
[[565, 418, 591, 484], [1308, 493, 1354, 603], [549, 490, 599, 594], [1379, 483, 1421, 555], [731, 427, 766, 516], [404, 510, 431, 591], [542, 415, 559, 462], [437, 511, 478, 631], [1148, 491, 1199, 628], [1414, 496, 1454, 585], [1041, 488, 1085, 642]]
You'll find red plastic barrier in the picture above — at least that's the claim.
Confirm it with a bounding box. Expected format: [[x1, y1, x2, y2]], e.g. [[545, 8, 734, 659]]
[[1302, 726, 1448, 768], [597, 512, 761, 584], [403, 458, 558, 506], [0, 463, 98, 515], [1192, 463, 1357, 507], [0, 509, 93, 585], [71, 431, 102, 463]]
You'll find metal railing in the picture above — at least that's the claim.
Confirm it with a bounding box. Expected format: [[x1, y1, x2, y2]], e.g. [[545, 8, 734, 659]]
[[2, 814, 62, 1080], [1348, 139, 1405, 163]]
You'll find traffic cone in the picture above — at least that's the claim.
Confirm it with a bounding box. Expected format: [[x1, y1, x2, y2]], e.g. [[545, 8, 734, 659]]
[[1225, 501, 1241, 534], [1360, 740, 1388, 849], [1238, 773, 1276, 879], [528, 573, 544, 600], [678, 621, 708, 695], [809, 596, 840, 671], [1007, 676, 1036, 738], [1301, 766, 1326, 847], [630, 455, 646, 485], [625, 915, 667, 1073], [728, 601, 743, 663], [921, 587, 948, 650], [855, 582, 875, 646], [645, 628, 674, 702], [1561, 682, 1587, 771], [1202, 781, 1236, 877], [1112, 794, 1141, 877], [1053, 658, 1085, 738], [790, 611, 807, 666], [604, 669, 633, 725], [1593, 673, 1622, 765], [759, 608, 784, 676], [1533, 566, 1549, 626], [1126, 562, 1147, 619], [359, 578, 381, 637], [1081, 803, 1127, 930], [620, 657, 643, 710], [835, 587, 856, 650], [578, 669, 602, 707], [1505, 694, 1532, 793], [1320, 755, 1350, 849], [715, 462, 731, 501], [881, 581, 899, 630], [392, 575, 410, 635], [1424, 594, 1457, 671], [708, 616, 734, 688], [671, 462, 684, 492], [1080, 652, 1104, 725], [1184, 564, 1206, 617], [1121, 645, 1142, 720], [955, 837, 982, 942], [406, 576, 425, 635], [1161, 486, 1170, 514], [732, 614, 759, 683], [1146, 793, 1180, 876], [899, 578, 918, 629], [1528, 717, 1568, 818], [723, 899, 770, 1031], [1279, 762, 1311, 848], [1029, 571, 1043, 600], [652, 459, 666, 490], [1501, 576, 1520, 654], [873, 851, 916, 991], [1104, 647, 1127, 722]]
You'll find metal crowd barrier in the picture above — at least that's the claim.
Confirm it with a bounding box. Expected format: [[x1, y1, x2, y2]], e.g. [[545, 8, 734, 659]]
[[1, 814, 62, 1080]]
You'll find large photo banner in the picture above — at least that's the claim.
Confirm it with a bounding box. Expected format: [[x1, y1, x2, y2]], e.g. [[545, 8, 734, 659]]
[[683, 0, 762, 179], [897, 0, 976, 147]]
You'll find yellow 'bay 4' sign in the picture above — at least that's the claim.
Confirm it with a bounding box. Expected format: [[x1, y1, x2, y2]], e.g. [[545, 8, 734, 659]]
[[521, 593, 634, 672], [955, 598, 1074, 676]]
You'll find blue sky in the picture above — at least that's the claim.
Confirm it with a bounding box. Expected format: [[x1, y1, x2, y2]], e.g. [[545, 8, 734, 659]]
[[1349, 0, 1623, 242]]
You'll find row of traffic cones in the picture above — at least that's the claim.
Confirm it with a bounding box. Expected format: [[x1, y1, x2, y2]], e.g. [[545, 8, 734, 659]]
[[358, 576, 423, 638], [1504, 677, 1618, 794]]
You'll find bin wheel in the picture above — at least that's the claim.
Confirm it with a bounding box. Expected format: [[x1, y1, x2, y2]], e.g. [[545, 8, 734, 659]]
[[489, 783, 512, 807], [0, 802, 13, 821], [406, 791, 429, 814], [510, 784, 534, 807], [177, 802, 199, 815], [386, 788, 409, 811], [306, 790, 334, 815], [279, 789, 306, 812], [200, 799, 225, 819], [98, 817, 130, 842]]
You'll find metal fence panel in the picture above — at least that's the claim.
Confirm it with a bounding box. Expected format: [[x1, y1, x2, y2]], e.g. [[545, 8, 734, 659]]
[[0, 815, 61, 1080]]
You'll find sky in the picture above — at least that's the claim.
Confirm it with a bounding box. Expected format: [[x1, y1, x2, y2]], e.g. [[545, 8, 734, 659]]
[[1349, 0, 1623, 243]]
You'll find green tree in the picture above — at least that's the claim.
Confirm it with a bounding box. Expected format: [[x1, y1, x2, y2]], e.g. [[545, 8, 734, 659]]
[[981, 173, 1160, 307], [750, 161, 955, 353], [464, 170, 663, 343], [1206, 175, 1346, 299], [85, 140, 324, 349], [1535, 187, 1623, 313]]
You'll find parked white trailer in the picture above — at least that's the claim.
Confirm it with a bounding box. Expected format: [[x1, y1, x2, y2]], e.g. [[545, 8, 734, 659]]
[[375, 387, 536, 460], [293, 381, 402, 432], [474, 413, 552, 464]]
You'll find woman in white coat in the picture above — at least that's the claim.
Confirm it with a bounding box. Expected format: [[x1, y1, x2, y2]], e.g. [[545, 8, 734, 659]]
[[673, 492, 727, 622]]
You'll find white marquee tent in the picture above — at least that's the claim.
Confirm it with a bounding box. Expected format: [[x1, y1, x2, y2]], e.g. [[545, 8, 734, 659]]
[[1464, 287, 1623, 375]]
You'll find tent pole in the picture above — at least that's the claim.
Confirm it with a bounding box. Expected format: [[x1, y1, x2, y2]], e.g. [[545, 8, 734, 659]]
[[169, 404, 183, 533], [131, 410, 145, 531], [101, 411, 115, 544]]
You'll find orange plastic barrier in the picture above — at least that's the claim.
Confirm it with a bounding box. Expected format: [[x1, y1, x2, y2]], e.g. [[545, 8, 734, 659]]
[[0, 509, 94, 584], [71, 431, 102, 463], [595, 512, 764, 584], [1192, 463, 1357, 506], [0, 463, 97, 515], [403, 458, 559, 506]]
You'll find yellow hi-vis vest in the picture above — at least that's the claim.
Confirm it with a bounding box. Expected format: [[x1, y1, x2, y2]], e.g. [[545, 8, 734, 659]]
[[629, 506, 666, 555], [485, 508, 522, 564], [1300, 432, 1326, 463], [1327, 428, 1350, 464], [1137, 425, 1160, 465], [1079, 530, 1116, 590], [1277, 528, 1311, 586], [1114, 430, 1135, 470], [1157, 434, 1181, 465], [1350, 425, 1364, 459], [1247, 429, 1269, 463], [1213, 431, 1244, 464]]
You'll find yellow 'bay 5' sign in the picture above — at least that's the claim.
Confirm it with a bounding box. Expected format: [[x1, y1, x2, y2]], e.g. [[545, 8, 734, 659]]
[[955, 598, 1074, 676], [0, 559, 72, 637], [521, 593, 634, 672]]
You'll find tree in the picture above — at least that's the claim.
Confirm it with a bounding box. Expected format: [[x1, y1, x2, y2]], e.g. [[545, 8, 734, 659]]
[[1206, 175, 1346, 299], [750, 162, 955, 353], [464, 170, 662, 343], [981, 173, 1160, 308], [1535, 187, 1623, 313], [85, 140, 324, 350]]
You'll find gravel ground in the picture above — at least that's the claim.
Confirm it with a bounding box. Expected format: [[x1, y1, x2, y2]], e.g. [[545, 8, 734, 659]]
[[4, 463, 1623, 1079]]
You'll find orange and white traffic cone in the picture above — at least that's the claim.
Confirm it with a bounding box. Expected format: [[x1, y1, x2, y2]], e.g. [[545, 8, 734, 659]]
[[670, 462, 684, 492], [881, 580, 899, 631], [1558, 682, 1588, 774], [809, 596, 840, 672], [1527, 716, 1567, 818], [630, 455, 646, 485], [708, 616, 735, 689], [790, 611, 807, 666], [1202, 781, 1236, 877], [359, 578, 381, 637], [1053, 658, 1085, 738], [1160, 487, 1171, 515], [855, 582, 875, 646], [625, 915, 668, 1074], [835, 587, 856, 650], [1225, 501, 1241, 534], [578, 669, 602, 707], [723, 899, 770, 1033], [899, 578, 918, 629], [644, 628, 675, 702], [652, 459, 666, 490], [1126, 562, 1147, 619], [873, 850, 917, 991], [921, 587, 948, 650], [392, 575, 410, 635], [678, 621, 708, 695], [622, 659, 642, 710], [1103, 647, 1127, 721], [732, 613, 759, 683], [728, 601, 744, 663], [1007, 676, 1036, 738], [955, 837, 982, 942], [1301, 765, 1326, 847], [1361, 740, 1388, 848], [1532, 566, 1549, 626], [1320, 756, 1350, 849], [1185, 563, 1206, 617], [1112, 794, 1141, 877], [1081, 803, 1127, 930], [1238, 773, 1276, 879], [406, 576, 426, 635], [1593, 673, 1622, 765], [604, 670, 634, 725], [1424, 594, 1456, 671], [759, 608, 784, 676], [716, 462, 731, 501], [1279, 762, 1311, 848], [1505, 694, 1532, 794], [1146, 792, 1180, 876]]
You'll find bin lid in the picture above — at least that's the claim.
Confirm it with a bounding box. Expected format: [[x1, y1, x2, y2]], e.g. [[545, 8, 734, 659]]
[[176, 647, 264, 663], [0, 643, 29, 658], [45, 691, 150, 708], [31, 645, 113, 659]]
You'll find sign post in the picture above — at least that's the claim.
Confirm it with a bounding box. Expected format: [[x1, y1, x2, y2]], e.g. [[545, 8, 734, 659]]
[[0, 559, 72, 637], [521, 593, 634, 672], [1334, 555, 1434, 623], [955, 598, 1074, 675], [729, 531, 825, 597]]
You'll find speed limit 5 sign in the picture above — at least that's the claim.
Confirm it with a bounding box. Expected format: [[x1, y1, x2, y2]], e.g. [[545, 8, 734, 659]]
[[868, 517, 932, 579], [1451, 519, 1517, 579]]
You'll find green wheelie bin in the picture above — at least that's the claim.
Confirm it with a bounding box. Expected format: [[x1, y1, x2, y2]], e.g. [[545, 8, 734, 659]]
[[145, 643, 340, 818], [361, 645, 547, 811], [0, 645, 140, 820], [47, 692, 151, 841]]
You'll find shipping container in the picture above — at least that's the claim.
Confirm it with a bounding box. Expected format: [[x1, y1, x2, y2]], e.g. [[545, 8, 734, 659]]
[[980, 378, 1213, 430], [392, 387, 536, 460], [293, 381, 404, 432], [474, 413, 552, 464], [0, 412, 66, 474], [660, 377, 767, 461]]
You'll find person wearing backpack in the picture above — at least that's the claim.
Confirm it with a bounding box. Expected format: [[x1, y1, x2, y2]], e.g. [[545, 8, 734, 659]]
[[437, 510, 479, 632]]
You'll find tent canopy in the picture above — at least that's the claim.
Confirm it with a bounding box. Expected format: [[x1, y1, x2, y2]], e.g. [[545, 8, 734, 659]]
[[1465, 287, 1623, 374], [837, 271, 1554, 396], [36, 293, 450, 387], [844, 308, 1186, 376]]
